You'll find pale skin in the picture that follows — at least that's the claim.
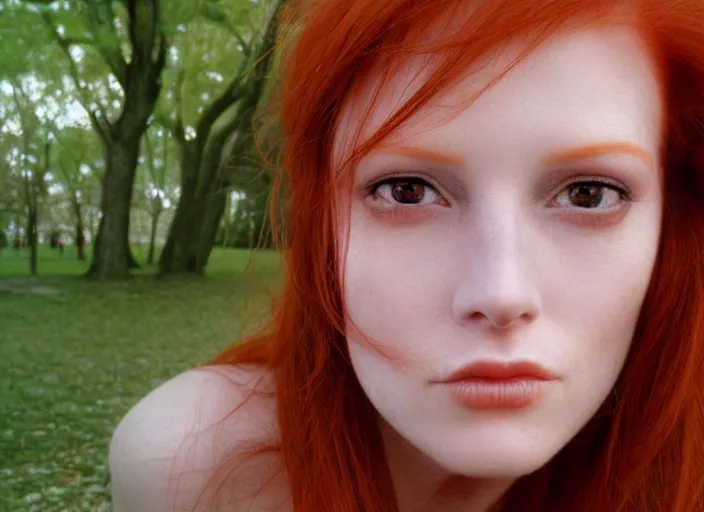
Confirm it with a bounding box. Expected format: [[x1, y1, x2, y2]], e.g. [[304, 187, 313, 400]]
[[109, 24, 664, 512]]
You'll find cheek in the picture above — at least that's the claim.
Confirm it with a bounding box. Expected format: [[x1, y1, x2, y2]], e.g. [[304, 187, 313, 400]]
[[549, 214, 661, 347], [536, 211, 662, 434], [554, 247, 656, 390], [341, 211, 456, 355]]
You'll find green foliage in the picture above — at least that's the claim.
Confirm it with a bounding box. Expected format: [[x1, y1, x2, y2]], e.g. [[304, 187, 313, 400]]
[[217, 189, 272, 248], [0, 0, 284, 277], [134, 123, 178, 214], [156, 0, 268, 131], [52, 125, 102, 218], [0, 1, 55, 80]]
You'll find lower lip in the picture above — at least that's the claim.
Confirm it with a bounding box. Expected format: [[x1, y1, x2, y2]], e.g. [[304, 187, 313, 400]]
[[445, 378, 551, 410]]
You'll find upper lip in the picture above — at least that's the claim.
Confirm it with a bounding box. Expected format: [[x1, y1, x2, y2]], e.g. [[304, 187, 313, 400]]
[[436, 360, 559, 383]]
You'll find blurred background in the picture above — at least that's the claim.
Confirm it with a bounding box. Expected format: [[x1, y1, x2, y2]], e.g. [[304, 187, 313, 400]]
[[0, 0, 287, 509]]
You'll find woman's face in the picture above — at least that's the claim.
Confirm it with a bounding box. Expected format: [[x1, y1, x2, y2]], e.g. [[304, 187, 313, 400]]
[[337, 25, 664, 478]]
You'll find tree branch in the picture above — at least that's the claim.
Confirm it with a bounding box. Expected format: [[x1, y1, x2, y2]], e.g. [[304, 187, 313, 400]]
[[126, 0, 159, 67], [155, 29, 168, 75], [142, 128, 161, 217], [194, 74, 247, 154], [29, 1, 128, 96], [82, 1, 128, 88], [64, 35, 95, 46], [198, 3, 251, 56], [160, 127, 168, 191], [40, 12, 111, 141], [170, 68, 186, 146], [57, 161, 78, 197]]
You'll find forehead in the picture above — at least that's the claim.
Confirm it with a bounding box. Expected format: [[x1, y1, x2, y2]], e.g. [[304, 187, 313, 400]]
[[332, 25, 663, 171]]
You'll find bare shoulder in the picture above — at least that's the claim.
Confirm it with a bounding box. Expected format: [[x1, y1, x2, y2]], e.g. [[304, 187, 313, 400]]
[[109, 365, 289, 512]]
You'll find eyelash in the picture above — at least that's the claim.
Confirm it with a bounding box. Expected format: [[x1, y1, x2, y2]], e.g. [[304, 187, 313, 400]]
[[554, 176, 632, 205], [366, 175, 632, 211]]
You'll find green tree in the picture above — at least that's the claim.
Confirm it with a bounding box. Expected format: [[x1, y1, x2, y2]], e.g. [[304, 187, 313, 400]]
[[54, 125, 102, 260], [135, 122, 178, 264], [8, 80, 52, 276], [28, 0, 168, 278], [0, 112, 20, 237], [157, 0, 285, 275]]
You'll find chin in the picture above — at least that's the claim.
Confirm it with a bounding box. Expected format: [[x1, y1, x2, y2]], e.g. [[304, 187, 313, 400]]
[[422, 424, 567, 478], [435, 447, 554, 479]]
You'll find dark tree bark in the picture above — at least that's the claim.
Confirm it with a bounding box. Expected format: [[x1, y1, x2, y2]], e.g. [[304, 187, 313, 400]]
[[193, 185, 228, 271], [159, 1, 283, 275], [86, 0, 167, 278], [157, 145, 201, 273], [43, 0, 167, 279], [75, 218, 85, 261], [159, 121, 236, 274], [27, 137, 51, 277], [88, 202, 96, 244], [66, 189, 87, 260], [88, 137, 143, 278]]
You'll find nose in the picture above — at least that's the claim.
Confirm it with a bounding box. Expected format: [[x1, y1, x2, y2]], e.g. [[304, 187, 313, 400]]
[[451, 214, 541, 331]]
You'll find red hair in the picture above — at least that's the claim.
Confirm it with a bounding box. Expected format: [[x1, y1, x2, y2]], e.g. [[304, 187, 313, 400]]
[[211, 0, 704, 510]]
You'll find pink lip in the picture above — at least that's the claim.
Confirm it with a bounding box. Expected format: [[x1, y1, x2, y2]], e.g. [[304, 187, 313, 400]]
[[434, 360, 559, 410], [441, 360, 559, 383]]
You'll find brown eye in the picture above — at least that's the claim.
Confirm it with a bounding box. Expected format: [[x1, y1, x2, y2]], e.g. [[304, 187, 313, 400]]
[[370, 177, 442, 206], [555, 181, 627, 210], [569, 184, 604, 208], [391, 180, 427, 204]]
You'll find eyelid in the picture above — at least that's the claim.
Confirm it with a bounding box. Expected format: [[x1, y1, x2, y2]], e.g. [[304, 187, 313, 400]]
[[360, 162, 467, 200], [537, 164, 636, 200], [366, 175, 452, 210], [558, 175, 632, 199], [365, 173, 442, 195]]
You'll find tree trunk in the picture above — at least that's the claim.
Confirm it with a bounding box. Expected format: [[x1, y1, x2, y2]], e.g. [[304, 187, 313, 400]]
[[159, 118, 237, 274], [82, 0, 167, 279], [159, 2, 283, 276], [158, 148, 201, 274], [193, 186, 228, 273], [76, 224, 85, 260], [72, 195, 86, 261], [159, 195, 209, 274], [28, 207, 38, 277], [87, 139, 141, 279], [88, 203, 96, 244], [160, 107, 262, 275], [147, 206, 161, 265]]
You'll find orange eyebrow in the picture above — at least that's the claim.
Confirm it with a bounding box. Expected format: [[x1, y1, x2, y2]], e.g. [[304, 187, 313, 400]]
[[374, 145, 466, 166], [544, 142, 654, 167]]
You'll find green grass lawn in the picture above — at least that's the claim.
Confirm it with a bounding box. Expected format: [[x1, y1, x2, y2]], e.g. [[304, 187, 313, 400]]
[[0, 245, 282, 511]]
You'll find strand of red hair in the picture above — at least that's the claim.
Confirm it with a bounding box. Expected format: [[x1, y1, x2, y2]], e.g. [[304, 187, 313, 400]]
[[209, 0, 704, 510]]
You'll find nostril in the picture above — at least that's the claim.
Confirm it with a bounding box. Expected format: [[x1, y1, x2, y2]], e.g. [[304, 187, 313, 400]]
[[465, 308, 535, 329], [468, 312, 485, 322], [453, 284, 542, 330]]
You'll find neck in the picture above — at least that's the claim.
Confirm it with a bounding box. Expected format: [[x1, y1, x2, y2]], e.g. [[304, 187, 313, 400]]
[[380, 419, 515, 512]]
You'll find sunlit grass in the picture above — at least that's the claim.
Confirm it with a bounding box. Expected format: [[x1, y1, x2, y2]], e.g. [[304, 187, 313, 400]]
[[0, 245, 281, 511]]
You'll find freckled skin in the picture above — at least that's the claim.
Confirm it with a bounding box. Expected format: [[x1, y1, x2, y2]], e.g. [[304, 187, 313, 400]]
[[338, 26, 664, 509]]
